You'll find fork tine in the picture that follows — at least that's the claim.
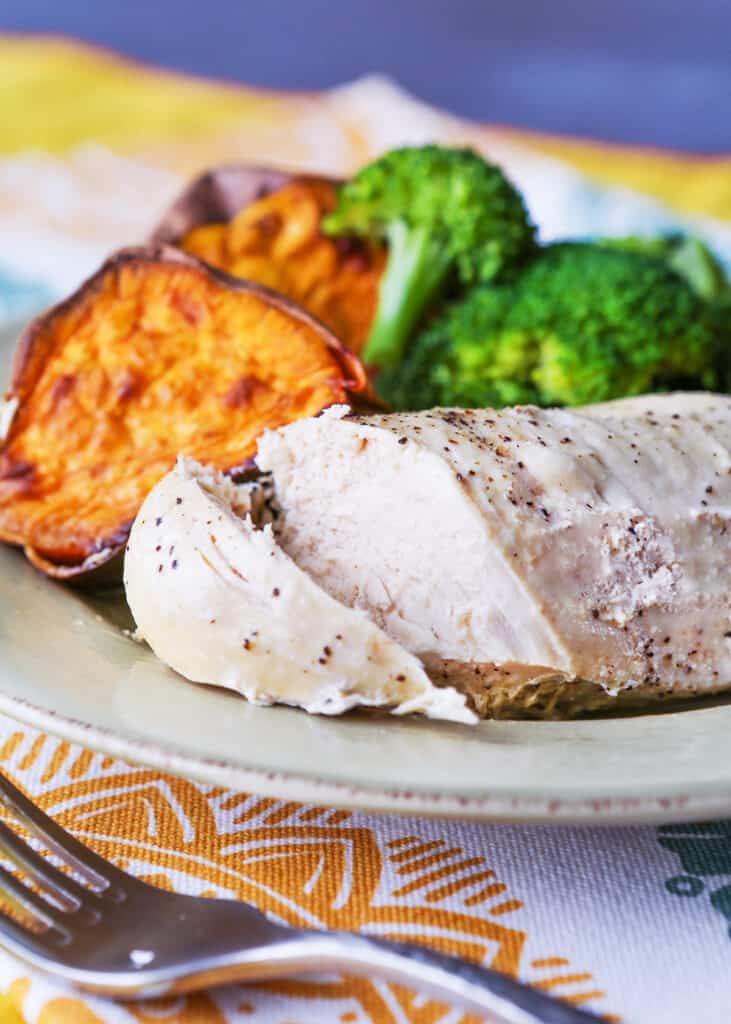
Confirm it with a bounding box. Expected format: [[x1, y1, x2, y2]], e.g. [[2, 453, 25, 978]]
[[0, 771, 121, 889], [0, 862, 61, 927], [0, 902, 69, 963], [0, 818, 86, 910]]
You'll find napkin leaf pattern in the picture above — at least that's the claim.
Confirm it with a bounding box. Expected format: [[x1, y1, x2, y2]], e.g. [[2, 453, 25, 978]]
[[659, 823, 731, 939], [0, 725, 611, 1023]]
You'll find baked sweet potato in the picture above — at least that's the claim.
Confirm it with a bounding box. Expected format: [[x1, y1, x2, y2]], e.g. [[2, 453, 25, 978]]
[[0, 245, 369, 582], [152, 166, 384, 354]]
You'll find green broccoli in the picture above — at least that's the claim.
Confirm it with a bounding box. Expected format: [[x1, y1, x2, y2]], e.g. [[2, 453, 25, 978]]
[[382, 242, 727, 410], [322, 145, 536, 370], [710, 291, 731, 391], [597, 232, 729, 301], [601, 233, 731, 390]]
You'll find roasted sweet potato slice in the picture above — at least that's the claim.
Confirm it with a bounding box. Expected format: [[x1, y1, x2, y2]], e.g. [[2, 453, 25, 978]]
[[0, 245, 368, 581], [153, 166, 385, 354]]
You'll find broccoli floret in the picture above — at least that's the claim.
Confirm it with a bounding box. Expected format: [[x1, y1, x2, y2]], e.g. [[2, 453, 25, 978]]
[[378, 285, 540, 409], [322, 145, 536, 369], [597, 232, 729, 301], [384, 242, 727, 410]]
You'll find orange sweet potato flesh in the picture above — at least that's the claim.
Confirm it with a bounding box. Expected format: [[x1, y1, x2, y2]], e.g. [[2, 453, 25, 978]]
[[0, 246, 368, 580], [157, 170, 384, 354]]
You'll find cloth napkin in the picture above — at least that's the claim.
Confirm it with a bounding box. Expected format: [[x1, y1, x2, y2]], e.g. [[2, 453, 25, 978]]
[[1, 35, 731, 1024]]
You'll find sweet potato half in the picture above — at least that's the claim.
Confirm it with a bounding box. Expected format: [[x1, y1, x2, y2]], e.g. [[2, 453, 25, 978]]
[[0, 245, 369, 582], [152, 166, 384, 354]]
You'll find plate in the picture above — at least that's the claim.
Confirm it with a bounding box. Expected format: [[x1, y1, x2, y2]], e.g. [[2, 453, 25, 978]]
[[2, 323, 731, 825]]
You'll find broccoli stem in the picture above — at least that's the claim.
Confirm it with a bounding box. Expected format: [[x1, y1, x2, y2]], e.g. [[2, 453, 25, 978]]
[[668, 237, 728, 301], [363, 220, 450, 369]]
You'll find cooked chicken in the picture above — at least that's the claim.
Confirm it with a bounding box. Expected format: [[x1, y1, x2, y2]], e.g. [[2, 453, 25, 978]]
[[123, 457, 475, 723], [126, 393, 731, 721], [256, 394, 731, 716]]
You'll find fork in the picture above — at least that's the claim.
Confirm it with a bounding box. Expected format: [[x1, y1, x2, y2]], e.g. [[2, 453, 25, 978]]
[[0, 771, 597, 1024]]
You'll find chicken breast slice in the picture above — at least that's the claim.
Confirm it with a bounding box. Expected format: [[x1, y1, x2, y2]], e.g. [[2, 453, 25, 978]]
[[256, 395, 731, 702], [124, 457, 475, 723]]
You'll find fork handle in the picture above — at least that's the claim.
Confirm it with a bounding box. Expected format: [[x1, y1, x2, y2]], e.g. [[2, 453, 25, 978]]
[[281, 931, 598, 1024]]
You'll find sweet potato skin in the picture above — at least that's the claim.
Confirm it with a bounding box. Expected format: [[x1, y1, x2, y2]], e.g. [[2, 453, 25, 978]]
[[0, 245, 369, 581], [153, 166, 384, 354], [151, 166, 295, 246]]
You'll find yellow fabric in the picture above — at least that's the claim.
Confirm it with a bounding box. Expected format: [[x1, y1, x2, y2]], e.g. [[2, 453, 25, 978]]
[[502, 129, 731, 222], [0, 35, 728, 221], [0, 994, 24, 1024], [0, 37, 279, 156]]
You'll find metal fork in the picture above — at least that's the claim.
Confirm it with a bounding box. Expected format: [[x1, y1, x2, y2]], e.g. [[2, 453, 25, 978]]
[[0, 771, 597, 1024]]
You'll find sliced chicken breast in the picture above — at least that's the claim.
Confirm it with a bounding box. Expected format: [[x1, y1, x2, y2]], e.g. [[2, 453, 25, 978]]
[[256, 394, 731, 714], [124, 457, 475, 723]]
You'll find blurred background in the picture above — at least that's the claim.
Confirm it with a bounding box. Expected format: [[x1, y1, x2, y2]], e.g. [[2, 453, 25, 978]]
[[1, 0, 729, 332], [3, 0, 730, 151]]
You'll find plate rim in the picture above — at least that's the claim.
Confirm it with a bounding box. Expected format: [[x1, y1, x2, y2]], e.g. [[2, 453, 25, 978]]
[[2, 690, 731, 826]]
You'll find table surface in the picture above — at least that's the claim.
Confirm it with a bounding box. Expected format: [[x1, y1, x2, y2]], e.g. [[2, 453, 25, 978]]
[[2, 0, 729, 153]]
